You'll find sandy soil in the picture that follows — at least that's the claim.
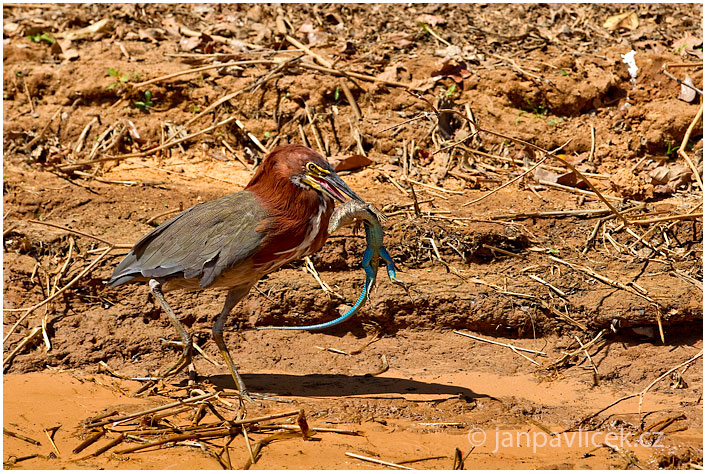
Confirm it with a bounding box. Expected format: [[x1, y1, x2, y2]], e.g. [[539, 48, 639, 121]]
[[3, 3, 703, 469]]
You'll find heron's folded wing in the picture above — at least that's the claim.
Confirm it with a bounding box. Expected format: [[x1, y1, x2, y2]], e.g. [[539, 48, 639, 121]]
[[109, 191, 268, 288]]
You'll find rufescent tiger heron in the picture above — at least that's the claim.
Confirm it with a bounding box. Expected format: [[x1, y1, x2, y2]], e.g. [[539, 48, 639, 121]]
[[109, 144, 364, 400]]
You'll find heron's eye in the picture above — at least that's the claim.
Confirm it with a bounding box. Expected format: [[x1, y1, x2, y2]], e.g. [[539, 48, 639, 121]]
[[306, 162, 327, 176]]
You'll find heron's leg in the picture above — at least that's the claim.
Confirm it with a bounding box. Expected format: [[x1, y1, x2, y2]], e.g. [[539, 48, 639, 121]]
[[148, 279, 193, 378], [212, 286, 253, 401]]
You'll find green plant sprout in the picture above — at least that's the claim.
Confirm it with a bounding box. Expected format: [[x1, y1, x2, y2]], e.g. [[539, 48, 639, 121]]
[[107, 68, 129, 90], [665, 139, 678, 156], [134, 91, 154, 112], [445, 84, 459, 99], [27, 32, 55, 44]]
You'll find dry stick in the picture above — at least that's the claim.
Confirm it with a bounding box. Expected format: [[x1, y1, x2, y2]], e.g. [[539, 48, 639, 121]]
[[378, 170, 410, 196], [340, 79, 362, 121], [345, 452, 415, 470], [3, 427, 42, 446], [21, 75, 35, 114], [221, 138, 251, 169], [549, 255, 655, 304], [242, 425, 256, 465], [492, 53, 542, 82], [401, 176, 464, 195], [662, 69, 704, 96], [527, 274, 567, 298], [304, 256, 342, 298], [299, 62, 413, 89], [305, 106, 326, 155], [285, 34, 331, 68], [178, 55, 301, 141], [84, 434, 125, 458], [234, 119, 268, 154], [492, 208, 612, 220], [547, 329, 608, 371], [116, 423, 297, 455], [264, 424, 360, 435], [72, 430, 105, 454], [441, 109, 629, 225], [677, 103, 703, 192], [482, 243, 523, 259], [131, 60, 277, 88], [536, 180, 624, 202], [42, 427, 61, 456], [50, 236, 75, 296], [86, 392, 218, 428], [461, 146, 611, 179], [409, 181, 422, 217], [463, 153, 552, 206], [629, 202, 703, 251], [3, 246, 113, 345], [454, 330, 546, 355], [26, 219, 131, 249], [288, 33, 415, 89], [145, 208, 181, 225], [24, 107, 62, 150], [105, 402, 300, 430], [75, 117, 99, 153], [70, 116, 237, 166], [589, 123, 596, 163], [574, 351, 703, 428], [422, 22, 451, 46], [574, 336, 599, 375], [628, 212, 702, 226], [470, 277, 587, 330], [664, 62, 704, 68]]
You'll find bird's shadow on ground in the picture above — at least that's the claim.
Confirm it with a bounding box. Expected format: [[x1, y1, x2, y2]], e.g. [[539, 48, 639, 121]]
[[205, 373, 487, 400]]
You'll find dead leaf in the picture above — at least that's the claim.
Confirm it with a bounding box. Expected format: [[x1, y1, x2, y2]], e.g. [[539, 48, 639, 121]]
[[388, 32, 414, 49], [409, 77, 438, 92], [138, 28, 166, 42], [431, 60, 471, 84], [533, 167, 559, 184], [649, 164, 692, 195], [633, 40, 667, 55], [671, 34, 702, 52], [417, 149, 433, 166], [329, 154, 372, 172], [556, 171, 588, 189], [62, 47, 80, 61], [603, 11, 639, 31], [648, 164, 691, 184], [298, 20, 315, 35], [377, 64, 403, 83], [3, 22, 20, 35], [59, 18, 111, 41], [416, 14, 446, 26], [50, 41, 62, 57], [179, 35, 203, 52], [339, 41, 356, 57], [161, 17, 181, 37], [679, 74, 697, 103]]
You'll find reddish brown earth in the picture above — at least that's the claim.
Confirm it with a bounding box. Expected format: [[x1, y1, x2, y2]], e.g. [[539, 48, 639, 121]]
[[3, 3, 703, 469]]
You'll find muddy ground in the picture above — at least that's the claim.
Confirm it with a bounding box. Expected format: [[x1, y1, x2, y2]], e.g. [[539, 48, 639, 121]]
[[2, 3, 703, 470]]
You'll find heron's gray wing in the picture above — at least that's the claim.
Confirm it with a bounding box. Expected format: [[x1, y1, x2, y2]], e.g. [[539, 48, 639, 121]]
[[109, 191, 268, 288]]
